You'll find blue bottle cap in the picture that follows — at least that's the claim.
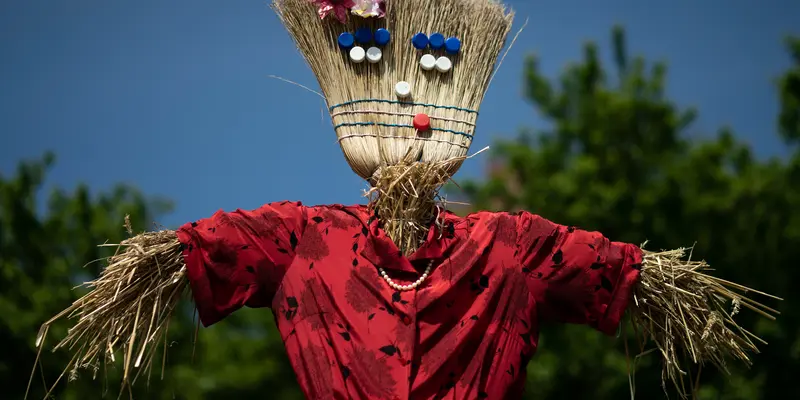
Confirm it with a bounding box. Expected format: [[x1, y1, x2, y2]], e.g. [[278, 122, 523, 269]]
[[444, 36, 461, 54], [338, 32, 355, 50], [411, 32, 429, 50], [374, 28, 391, 46], [429, 33, 445, 50], [355, 27, 373, 44]]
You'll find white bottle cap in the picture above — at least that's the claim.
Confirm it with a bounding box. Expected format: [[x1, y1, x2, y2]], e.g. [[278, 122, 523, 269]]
[[350, 46, 366, 63], [366, 47, 382, 63], [420, 54, 436, 71], [435, 56, 452, 73], [395, 81, 412, 98]]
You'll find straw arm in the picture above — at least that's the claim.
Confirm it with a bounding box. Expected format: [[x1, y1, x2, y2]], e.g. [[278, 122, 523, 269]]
[[29, 230, 187, 399], [628, 245, 781, 398]]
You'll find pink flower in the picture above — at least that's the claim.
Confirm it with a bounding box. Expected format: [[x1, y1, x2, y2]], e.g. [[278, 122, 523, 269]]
[[350, 0, 385, 18], [312, 0, 356, 24]]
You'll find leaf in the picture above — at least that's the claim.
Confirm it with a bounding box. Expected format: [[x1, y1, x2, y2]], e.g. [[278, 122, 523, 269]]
[[600, 275, 613, 292], [520, 333, 531, 345], [506, 363, 515, 376], [379, 345, 397, 356], [551, 249, 563, 265]]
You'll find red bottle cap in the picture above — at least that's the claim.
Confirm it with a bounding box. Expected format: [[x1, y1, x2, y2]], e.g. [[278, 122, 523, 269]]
[[413, 113, 431, 131]]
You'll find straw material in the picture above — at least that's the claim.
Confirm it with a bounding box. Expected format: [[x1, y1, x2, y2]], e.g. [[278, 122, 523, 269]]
[[630, 245, 782, 398], [28, 228, 187, 399], [273, 0, 513, 180], [366, 154, 466, 255]]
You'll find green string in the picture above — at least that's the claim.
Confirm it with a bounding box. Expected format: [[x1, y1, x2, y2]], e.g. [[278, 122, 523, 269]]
[[329, 99, 478, 114], [333, 122, 474, 139]]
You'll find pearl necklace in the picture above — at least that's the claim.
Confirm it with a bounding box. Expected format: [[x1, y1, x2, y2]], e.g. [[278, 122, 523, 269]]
[[378, 259, 434, 291]]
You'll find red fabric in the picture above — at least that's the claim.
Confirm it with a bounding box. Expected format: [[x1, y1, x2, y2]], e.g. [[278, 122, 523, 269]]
[[177, 202, 642, 400]]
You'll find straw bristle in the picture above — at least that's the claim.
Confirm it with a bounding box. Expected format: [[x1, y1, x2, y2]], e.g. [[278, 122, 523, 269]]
[[273, 0, 514, 179], [630, 246, 781, 398], [366, 155, 464, 254], [31, 229, 187, 397]]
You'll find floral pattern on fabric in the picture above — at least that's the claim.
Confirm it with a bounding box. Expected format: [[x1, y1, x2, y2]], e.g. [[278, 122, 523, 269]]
[[177, 203, 642, 399], [301, 343, 334, 399], [295, 224, 329, 261], [299, 278, 336, 330], [346, 346, 398, 399], [345, 265, 382, 313]]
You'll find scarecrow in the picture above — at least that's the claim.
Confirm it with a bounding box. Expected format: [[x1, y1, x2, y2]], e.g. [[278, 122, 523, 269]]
[[34, 0, 780, 399]]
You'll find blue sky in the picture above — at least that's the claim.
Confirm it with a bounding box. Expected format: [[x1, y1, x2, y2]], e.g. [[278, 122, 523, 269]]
[[1, 0, 798, 228]]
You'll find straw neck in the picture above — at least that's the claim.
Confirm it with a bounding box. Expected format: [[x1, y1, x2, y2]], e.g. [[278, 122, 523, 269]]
[[366, 163, 451, 255]]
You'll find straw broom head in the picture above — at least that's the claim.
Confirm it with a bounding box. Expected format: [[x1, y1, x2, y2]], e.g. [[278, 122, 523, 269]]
[[273, 0, 514, 181]]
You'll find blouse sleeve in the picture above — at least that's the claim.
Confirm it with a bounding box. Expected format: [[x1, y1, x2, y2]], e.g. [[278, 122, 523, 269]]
[[176, 201, 307, 327], [515, 211, 642, 335]]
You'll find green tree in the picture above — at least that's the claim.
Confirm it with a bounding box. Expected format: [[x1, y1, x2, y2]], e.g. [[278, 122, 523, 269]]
[[0, 152, 172, 399], [458, 27, 797, 399], [1, 154, 302, 399]]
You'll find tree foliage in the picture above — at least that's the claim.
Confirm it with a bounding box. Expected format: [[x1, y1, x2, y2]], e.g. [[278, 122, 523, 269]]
[[459, 28, 799, 399], [0, 154, 301, 399]]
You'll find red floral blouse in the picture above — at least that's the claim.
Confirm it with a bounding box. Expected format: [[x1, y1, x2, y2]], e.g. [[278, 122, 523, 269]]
[[177, 202, 642, 400]]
